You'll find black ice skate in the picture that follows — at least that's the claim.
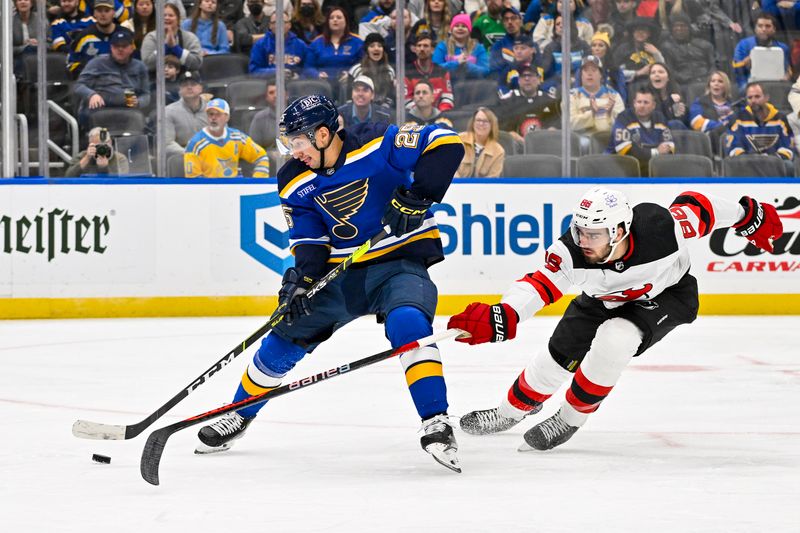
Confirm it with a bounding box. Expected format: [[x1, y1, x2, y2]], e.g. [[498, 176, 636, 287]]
[[420, 414, 461, 473], [460, 403, 541, 435], [195, 412, 253, 454], [518, 408, 578, 451]]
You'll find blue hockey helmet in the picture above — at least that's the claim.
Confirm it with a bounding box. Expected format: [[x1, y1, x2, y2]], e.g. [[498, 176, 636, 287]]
[[277, 94, 340, 155]]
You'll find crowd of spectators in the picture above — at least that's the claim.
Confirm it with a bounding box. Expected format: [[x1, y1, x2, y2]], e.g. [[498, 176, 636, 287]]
[[8, 0, 800, 177]]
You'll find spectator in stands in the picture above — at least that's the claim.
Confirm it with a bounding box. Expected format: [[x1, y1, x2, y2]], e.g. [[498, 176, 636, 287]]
[[141, 3, 203, 73], [647, 62, 688, 128], [185, 98, 270, 177], [234, 0, 269, 55], [360, 0, 395, 23], [760, 0, 799, 33], [788, 75, 800, 148], [249, 78, 278, 148], [659, 13, 715, 86], [75, 28, 150, 124], [570, 55, 625, 135], [497, 33, 541, 96], [421, 0, 453, 43], [433, 14, 491, 83], [405, 32, 454, 111], [692, 0, 744, 75], [727, 81, 794, 161], [732, 12, 790, 92], [67, 0, 120, 77], [655, 0, 701, 31], [51, 0, 93, 52], [612, 17, 665, 89], [608, 0, 638, 43], [607, 86, 674, 174], [183, 0, 230, 55], [217, 0, 244, 44], [348, 33, 396, 108], [291, 0, 324, 44], [540, 13, 592, 85], [523, 0, 556, 29], [533, 0, 594, 50], [164, 70, 208, 157], [455, 107, 505, 177], [306, 6, 364, 100], [161, 55, 182, 104], [585, 30, 627, 100], [337, 75, 392, 126], [249, 11, 308, 78], [489, 6, 526, 75], [78, 0, 132, 25], [65, 127, 130, 176], [406, 79, 447, 125], [121, 0, 155, 57], [12, 0, 40, 77], [498, 63, 561, 137], [689, 70, 736, 152], [381, 8, 421, 65], [473, 0, 507, 49]]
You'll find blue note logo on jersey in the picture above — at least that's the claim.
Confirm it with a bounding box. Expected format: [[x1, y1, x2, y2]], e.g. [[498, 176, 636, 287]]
[[240, 191, 293, 274], [314, 178, 369, 239]]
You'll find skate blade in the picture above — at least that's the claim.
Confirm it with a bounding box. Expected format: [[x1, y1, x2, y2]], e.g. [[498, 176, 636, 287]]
[[426, 444, 462, 473], [194, 441, 234, 455]]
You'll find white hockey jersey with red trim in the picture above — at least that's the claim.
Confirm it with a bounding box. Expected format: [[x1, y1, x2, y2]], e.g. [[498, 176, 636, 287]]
[[502, 191, 745, 319]]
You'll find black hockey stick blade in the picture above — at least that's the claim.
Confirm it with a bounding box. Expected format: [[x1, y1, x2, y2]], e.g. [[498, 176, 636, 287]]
[[75, 227, 390, 441], [140, 328, 462, 485]]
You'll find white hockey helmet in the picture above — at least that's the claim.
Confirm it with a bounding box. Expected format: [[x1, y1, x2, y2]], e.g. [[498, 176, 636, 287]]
[[570, 187, 633, 262]]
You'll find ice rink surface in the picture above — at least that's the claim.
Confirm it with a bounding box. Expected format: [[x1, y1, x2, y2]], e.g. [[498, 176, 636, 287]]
[[1, 315, 798, 533]]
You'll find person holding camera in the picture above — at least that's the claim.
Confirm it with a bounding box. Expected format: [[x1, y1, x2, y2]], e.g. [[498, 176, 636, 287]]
[[65, 127, 130, 177]]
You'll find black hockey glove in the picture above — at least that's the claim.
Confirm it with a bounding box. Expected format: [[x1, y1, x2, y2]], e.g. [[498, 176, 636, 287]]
[[278, 268, 315, 326], [382, 186, 433, 238]]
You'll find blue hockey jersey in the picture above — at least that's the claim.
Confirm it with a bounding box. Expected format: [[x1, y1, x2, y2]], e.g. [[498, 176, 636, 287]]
[[277, 122, 462, 271]]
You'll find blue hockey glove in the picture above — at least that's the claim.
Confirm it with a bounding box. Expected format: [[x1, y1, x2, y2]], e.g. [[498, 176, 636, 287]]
[[382, 186, 432, 238], [278, 268, 315, 326]]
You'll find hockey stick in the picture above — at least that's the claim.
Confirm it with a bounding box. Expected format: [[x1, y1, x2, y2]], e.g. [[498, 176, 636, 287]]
[[140, 328, 463, 485], [72, 227, 391, 441]]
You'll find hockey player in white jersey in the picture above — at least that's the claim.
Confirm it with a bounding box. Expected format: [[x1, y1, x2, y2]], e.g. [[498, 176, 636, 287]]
[[449, 187, 783, 451]]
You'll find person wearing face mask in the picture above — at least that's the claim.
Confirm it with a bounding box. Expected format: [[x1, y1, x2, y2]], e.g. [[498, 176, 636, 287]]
[[291, 0, 324, 44], [234, 0, 269, 55]]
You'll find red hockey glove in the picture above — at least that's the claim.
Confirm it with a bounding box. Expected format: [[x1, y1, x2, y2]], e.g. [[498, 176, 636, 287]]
[[447, 302, 518, 345], [732, 196, 783, 253]]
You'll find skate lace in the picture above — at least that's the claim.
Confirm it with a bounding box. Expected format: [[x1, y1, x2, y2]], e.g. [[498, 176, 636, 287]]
[[420, 414, 458, 435], [539, 414, 572, 442], [210, 413, 243, 436], [475, 409, 505, 427]]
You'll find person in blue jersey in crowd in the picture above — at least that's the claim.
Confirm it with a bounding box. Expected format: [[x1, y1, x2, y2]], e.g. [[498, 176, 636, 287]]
[[50, 0, 94, 52], [195, 94, 466, 473], [66, 0, 120, 77], [306, 6, 364, 99], [606, 86, 674, 175], [249, 10, 309, 79], [184, 98, 270, 177]]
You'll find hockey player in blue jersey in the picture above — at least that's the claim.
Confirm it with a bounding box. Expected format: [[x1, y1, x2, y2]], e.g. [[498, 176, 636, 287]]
[[196, 94, 466, 472]]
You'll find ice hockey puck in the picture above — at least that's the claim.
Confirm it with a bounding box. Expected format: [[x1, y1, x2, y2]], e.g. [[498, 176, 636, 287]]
[[91, 454, 111, 464]]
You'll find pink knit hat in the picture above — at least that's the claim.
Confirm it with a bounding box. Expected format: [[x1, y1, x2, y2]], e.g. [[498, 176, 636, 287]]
[[450, 13, 472, 32]]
